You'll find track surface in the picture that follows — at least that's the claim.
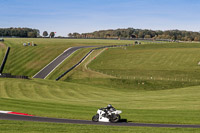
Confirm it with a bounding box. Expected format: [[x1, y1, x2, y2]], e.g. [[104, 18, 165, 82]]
[[0, 113, 200, 128], [33, 46, 94, 79]]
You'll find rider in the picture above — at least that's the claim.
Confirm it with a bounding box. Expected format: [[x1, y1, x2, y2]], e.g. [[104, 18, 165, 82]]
[[105, 104, 116, 113]]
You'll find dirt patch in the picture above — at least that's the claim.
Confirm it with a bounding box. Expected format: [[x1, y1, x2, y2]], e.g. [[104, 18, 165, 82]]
[[0, 42, 6, 48]]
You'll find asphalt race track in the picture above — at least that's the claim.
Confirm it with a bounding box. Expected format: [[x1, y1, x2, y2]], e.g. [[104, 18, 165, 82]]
[[33, 46, 94, 79], [1, 113, 200, 128]]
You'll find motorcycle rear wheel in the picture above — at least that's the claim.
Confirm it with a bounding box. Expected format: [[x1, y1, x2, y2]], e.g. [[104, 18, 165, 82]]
[[110, 114, 121, 123]]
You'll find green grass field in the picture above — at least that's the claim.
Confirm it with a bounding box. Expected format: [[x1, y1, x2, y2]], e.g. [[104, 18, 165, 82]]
[[0, 78, 200, 132], [0, 42, 6, 64], [75, 43, 200, 90], [1, 39, 200, 132], [1, 120, 200, 133], [88, 43, 200, 80], [0, 78, 200, 124], [2, 38, 134, 77]]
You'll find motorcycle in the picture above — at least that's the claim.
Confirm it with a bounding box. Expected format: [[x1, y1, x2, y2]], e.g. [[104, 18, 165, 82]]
[[92, 108, 122, 123]]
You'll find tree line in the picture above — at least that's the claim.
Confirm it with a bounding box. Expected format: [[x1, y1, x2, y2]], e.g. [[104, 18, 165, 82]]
[[42, 31, 56, 38], [0, 28, 40, 38], [68, 28, 200, 41]]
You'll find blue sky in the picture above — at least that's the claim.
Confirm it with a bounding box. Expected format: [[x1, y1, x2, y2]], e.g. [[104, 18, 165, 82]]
[[1, 0, 200, 36]]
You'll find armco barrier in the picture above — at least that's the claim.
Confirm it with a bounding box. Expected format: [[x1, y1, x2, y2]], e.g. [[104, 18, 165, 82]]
[[56, 44, 132, 81], [0, 47, 29, 80], [0, 47, 10, 73]]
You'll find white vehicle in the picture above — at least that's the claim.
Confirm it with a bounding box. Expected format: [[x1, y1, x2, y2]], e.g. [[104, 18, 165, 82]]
[[92, 107, 122, 123]]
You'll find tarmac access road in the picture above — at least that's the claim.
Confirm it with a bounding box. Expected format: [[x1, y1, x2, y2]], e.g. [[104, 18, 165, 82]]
[[0, 113, 200, 128], [33, 46, 94, 79]]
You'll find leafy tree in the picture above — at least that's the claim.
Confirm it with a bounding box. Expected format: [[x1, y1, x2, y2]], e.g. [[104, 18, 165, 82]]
[[106, 33, 111, 38], [72, 32, 80, 38], [0, 28, 39, 37], [82, 27, 200, 41], [138, 31, 144, 38], [28, 32, 37, 38], [50, 32, 55, 38], [144, 35, 151, 38], [43, 31, 48, 37], [131, 34, 137, 38], [13, 27, 198, 41], [194, 37, 200, 41], [68, 33, 72, 37], [114, 31, 121, 39], [127, 28, 134, 38]]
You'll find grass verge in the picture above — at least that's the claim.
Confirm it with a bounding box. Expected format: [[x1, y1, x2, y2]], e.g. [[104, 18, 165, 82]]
[[1, 120, 200, 133], [0, 78, 200, 125]]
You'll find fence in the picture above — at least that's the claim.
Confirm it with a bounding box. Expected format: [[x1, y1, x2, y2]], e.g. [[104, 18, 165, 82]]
[[87, 69, 200, 83], [0, 47, 10, 73]]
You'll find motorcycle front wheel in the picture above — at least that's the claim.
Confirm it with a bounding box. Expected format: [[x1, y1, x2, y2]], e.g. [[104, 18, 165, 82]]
[[92, 114, 99, 122], [110, 114, 121, 123]]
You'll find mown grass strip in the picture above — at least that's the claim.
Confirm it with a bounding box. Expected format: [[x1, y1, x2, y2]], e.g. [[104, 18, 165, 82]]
[[2, 38, 135, 77], [1, 120, 200, 133], [0, 78, 200, 124]]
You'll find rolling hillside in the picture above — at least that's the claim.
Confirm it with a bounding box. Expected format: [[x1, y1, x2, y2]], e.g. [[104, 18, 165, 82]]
[[2, 38, 135, 77], [0, 78, 200, 125], [1, 39, 200, 132], [67, 43, 200, 90], [0, 42, 6, 65]]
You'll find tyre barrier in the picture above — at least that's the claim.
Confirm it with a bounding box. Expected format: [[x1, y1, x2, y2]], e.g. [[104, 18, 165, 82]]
[[56, 44, 133, 81]]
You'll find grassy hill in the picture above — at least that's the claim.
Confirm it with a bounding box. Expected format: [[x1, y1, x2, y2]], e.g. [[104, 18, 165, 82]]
[[2, 38, 134, 77], [0, 42, 6, 64], [88, 43, 200, 80], [67, 42, 200, 90], [1, 39, 200, 132], [0, 78, 200, 125]]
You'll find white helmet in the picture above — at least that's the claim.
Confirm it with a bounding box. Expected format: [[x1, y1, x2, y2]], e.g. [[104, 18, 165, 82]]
[[107, 104, 112, 108]]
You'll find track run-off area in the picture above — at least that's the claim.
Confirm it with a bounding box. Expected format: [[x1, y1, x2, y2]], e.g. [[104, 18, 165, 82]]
[[0, 113, 200, 128]]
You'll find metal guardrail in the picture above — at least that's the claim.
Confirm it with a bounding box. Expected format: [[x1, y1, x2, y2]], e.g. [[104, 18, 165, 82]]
[[56, 44, 132, 81], [0, 47, 29, 79], [0, 47, 10, 73]]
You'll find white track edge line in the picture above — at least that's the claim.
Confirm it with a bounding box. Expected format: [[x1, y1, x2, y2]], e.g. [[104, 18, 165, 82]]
[[57, 48, 105, 79], [75, 50, 94, 68], [84, 48, 106, 69], [44, 49, 79, 79], [0, 111, 12, 113], [32, 47, 72, 78]]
